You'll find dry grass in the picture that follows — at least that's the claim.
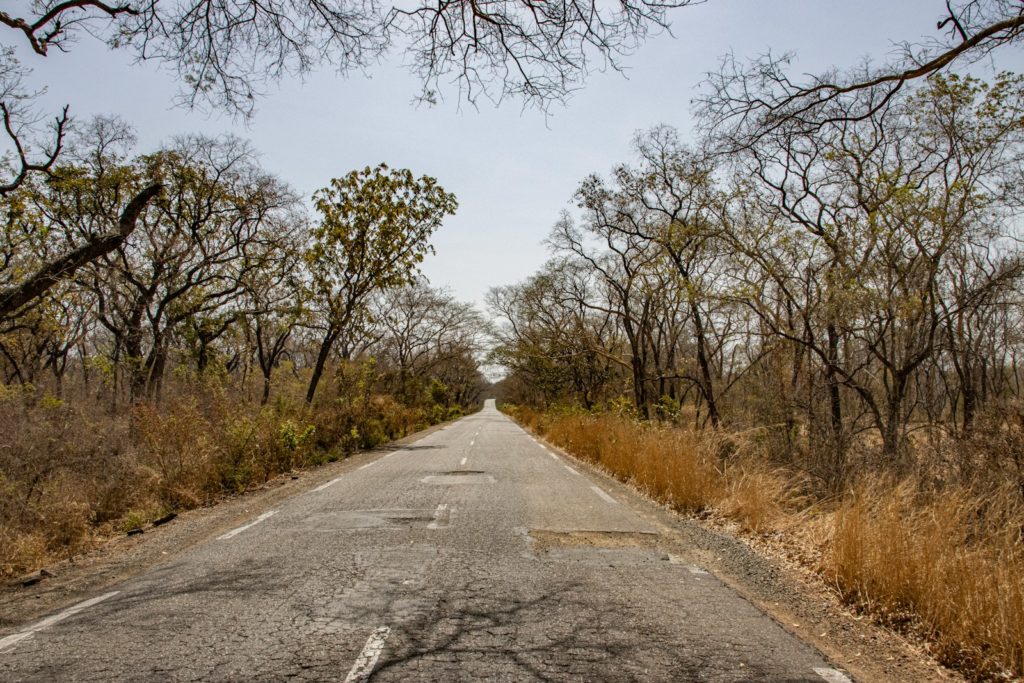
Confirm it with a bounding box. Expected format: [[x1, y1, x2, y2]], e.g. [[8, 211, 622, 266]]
[[505, 404, 1024, 681], [828, 480, 1024, 677], [0, 371, 459, 578], [511, 406, 803, 531]]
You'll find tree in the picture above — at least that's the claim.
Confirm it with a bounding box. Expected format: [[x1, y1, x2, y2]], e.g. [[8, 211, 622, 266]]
[[28, 124, 298, 401], [304, 164, 456, 403], [375, 284, 486, 401], [0, 0, 694, 119], [701, 1, 1024, 147]]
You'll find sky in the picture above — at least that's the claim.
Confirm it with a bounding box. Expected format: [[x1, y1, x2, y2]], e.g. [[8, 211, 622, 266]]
[[14, 0, 1024, 308]]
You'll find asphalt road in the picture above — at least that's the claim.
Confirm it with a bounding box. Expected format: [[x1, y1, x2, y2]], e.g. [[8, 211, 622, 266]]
[[0, 400, 852, 682]]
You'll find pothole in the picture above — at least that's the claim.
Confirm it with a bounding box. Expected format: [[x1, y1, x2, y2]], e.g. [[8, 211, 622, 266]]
[[528, 530, 677, 566], [299, 509, 440, 529], [528, 529, 661, 551]]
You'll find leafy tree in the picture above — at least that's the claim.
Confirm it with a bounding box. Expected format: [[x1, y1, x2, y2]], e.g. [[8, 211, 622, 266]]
[[304, 163, 456, 403]]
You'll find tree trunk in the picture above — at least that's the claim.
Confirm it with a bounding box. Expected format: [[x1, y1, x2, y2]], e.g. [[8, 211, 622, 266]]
[[306, 327, 338, 404], [690, 300, 720, 428]]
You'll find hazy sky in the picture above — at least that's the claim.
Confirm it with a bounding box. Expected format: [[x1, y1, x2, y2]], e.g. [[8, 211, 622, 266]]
[[17, 0, 1024, 307]]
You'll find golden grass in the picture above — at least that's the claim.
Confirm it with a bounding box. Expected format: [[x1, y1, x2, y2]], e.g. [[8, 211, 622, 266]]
[[504, 404, 1024, 680], [829, 480, 1024, 677]]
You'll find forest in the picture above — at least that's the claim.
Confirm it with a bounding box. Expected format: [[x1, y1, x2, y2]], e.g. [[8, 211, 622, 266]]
[[0, 124, 490, 576], [2, 0, 1024, 678], [493, 71, 1024, 678]]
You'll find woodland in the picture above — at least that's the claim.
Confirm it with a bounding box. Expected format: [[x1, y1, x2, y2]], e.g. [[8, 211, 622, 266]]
[[2, 0, 1024, 677]]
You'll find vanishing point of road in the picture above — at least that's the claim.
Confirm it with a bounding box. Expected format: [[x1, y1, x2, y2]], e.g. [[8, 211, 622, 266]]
[[1, 400, 853, 682]]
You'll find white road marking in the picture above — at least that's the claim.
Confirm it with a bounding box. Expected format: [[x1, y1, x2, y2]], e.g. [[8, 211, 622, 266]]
[[358, 462, 375, 470], [563, 464, 581, 476], [590, 486, 618, 505], [427, 503, 449, 530], [312, 477, 343, 492], [460, 457, 467, 466], [0, 591, 119, 653], [344, 626, 392, 682], [813, 668, 853, 683], [217, 510, 277, 540]]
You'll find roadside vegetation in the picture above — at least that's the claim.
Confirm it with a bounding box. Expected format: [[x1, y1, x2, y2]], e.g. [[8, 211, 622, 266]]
[[492, 66, 1024, 681], [0, 129, 489, 577], [503, 406, 1024, 679]]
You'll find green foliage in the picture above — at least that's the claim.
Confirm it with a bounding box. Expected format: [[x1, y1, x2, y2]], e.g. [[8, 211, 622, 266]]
[[306, 163, 457, 325], [278, 420, 315, 452]]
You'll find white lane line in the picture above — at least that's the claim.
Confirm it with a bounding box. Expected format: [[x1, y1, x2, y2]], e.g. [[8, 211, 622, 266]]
[[590, 486, 618, 505], [460, 457, 467, 466], [217, 510, 277, 540], [563, 464, 581, 476], [344, 626, 392, 682], [312, 477, 343, 492], [427, 503, 449, 530], [813, 668, 853, 683], [0, 591, 119, 653], [358, 462, 375, 470], [548, 452, 559, 460]]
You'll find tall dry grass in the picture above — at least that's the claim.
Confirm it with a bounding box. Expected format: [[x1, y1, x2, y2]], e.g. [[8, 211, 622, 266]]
[[512, 406, 802, 532], [829, 480, 1024, 676], [505, 404, 1024, 680]]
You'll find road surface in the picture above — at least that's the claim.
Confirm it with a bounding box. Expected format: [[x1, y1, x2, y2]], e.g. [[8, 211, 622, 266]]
[[1, 400, 851, 682]]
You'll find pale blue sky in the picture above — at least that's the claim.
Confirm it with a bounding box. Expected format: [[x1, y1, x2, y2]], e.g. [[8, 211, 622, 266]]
[[15, 0, 1024, 305]]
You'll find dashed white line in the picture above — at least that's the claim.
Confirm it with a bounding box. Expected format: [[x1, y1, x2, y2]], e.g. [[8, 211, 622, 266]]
[[813, 668, 853, 683], [563, 464, 581, 476], [358, 462, 375, 470], [312, 477, 343, 492], [344, 626, 392, 682], [460, 457, 467, 466], [590, 486, 618, 505], [217, 510, 277, 540], [427, 503, 449, 530], [0, 591, 119, 653], [548, 452, 559, 460]]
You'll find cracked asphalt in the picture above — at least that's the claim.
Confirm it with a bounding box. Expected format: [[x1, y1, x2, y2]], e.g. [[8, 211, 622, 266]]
[[0, 400, 851, 682]]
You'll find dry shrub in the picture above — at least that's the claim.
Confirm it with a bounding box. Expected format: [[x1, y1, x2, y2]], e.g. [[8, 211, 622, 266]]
[[828, 479, 1024, 678], [0, 389, 133, 574]]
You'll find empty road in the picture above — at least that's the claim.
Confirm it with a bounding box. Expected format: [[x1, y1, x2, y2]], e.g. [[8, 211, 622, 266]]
[[1, 400, 851, 682]]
